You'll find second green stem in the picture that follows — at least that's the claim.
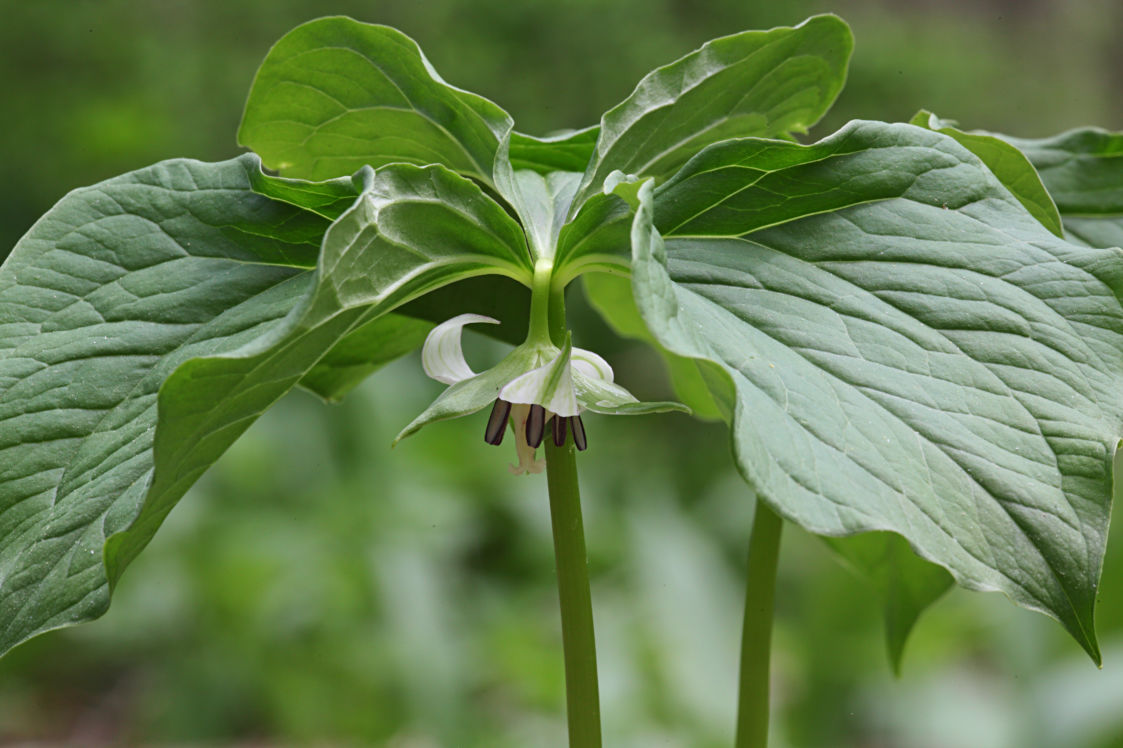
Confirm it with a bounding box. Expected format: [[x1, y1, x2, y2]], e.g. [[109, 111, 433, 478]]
[[734, 499, 783, 748]]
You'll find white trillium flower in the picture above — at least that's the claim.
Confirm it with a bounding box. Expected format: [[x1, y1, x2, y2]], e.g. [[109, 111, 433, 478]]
[[400, 313, 686, 475]]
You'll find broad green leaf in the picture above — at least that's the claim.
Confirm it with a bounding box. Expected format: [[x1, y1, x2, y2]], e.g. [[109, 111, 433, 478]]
[[910, 110, 1063, 237], [104, 161, 532, 584], [238, 16, 513, 184], [582, 273, 722, 420], [508, 127, 599, 174], [552, 15, 853, 279], [572, 14, 852, 209], [0, 159, 531, 656], [397, 343, 544, 441], [663, 114, 1066, 660], [827, 533, 953, 674], [299, 313, 433, 402], [249, 168, 360, 222], [1000, 128, 1123, 250], [630, 121, 1123, 663], [0, 155, 321, 654], [653, 123, 1039, 235]]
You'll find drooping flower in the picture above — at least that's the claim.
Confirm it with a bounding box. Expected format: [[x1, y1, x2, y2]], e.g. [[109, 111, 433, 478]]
[[398, 313, 686, 474]]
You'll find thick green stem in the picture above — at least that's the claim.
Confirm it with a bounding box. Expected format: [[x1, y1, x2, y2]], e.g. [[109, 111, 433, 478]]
[[547, 273, 568, 347], [734, 500, 783, 748], [544, 439, 602, 748], [528, 259, 554, 344]]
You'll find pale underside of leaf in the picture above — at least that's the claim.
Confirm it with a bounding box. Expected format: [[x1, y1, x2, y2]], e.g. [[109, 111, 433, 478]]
[[0, 155, 322, 654], [0, 158, 530, 657], [107, 161, 533, 583], [631, 122, 1123, 662]]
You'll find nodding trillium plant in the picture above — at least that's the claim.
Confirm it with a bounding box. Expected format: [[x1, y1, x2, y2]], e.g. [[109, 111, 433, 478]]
[[2, 12, 1123, 748]]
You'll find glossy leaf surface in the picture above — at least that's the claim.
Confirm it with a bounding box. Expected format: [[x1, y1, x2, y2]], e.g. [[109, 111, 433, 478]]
[[573, 14, 852, 208], [238, 16, 513, 184], [508, 128, 599, 175]]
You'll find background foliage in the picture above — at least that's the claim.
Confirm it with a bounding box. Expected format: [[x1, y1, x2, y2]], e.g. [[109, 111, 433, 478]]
[[2, 1, 1122, 745]]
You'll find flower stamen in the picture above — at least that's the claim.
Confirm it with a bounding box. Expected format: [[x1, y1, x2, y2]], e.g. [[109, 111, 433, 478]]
[[484, 399, 511, 445], [405, 312, 683, 471], [571, 415, 588, 451], [525, 404, 546, 448], [552, 414, 567, 447]]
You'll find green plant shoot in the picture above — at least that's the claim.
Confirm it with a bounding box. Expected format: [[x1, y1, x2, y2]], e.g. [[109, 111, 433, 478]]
[[3, 14, 1123, 748]]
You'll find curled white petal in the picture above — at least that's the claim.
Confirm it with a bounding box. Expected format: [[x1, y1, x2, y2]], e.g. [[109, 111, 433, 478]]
[[500, 348, 580, 417], [571, 348, 614, 383], [421, 313, 499, 385]]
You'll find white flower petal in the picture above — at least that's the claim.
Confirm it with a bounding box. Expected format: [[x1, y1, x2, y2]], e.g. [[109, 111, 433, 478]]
[[571, 347, 614, 383], [500, 347, 580, 417], [421, 313, 499, 385]]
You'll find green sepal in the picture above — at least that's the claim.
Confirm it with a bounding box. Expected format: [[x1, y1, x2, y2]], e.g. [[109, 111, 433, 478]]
[[395, 336, 687, 443], [576, 379, 689, 417]]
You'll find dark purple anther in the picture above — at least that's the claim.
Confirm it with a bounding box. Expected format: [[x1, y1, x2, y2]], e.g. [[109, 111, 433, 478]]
[[552, 414, 568, 447], [571, 415, 587, 451], [525, 404, 546, 448], [484, 399, 511, 445]]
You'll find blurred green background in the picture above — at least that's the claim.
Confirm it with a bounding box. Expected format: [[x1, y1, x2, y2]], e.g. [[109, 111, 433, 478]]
[[2, 1, 1123, 746]]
